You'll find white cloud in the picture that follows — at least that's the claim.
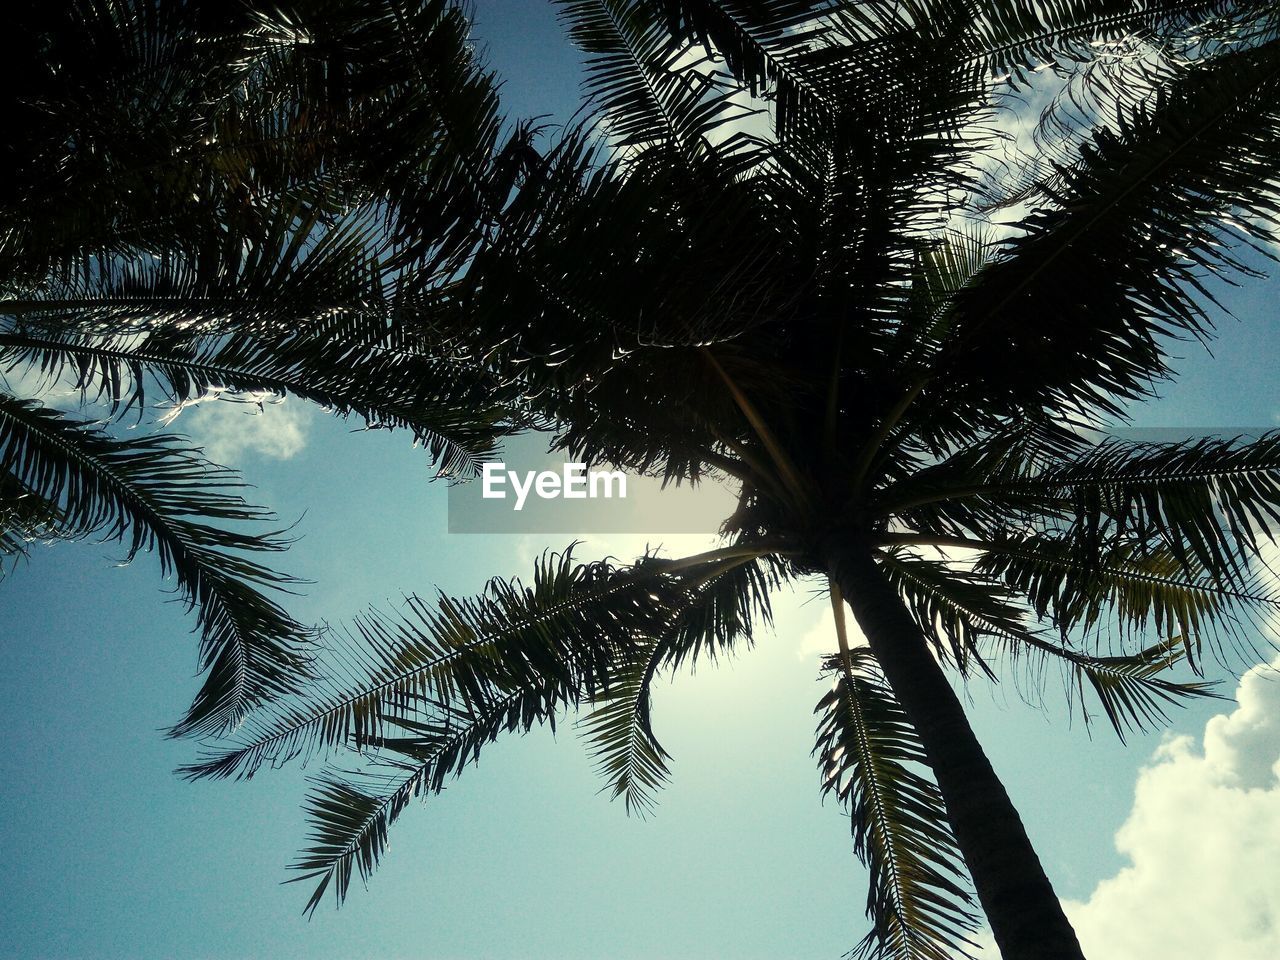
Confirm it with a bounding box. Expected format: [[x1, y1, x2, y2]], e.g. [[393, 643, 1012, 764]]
[[977, 656, 1280, 959], [5, 358, 311, 466], [796, 607, 838, 660], [794, 602, 873, 661], [1058, 655, 1280, 960], [2, 362, 83, 405], [175, 395, 311, 464]]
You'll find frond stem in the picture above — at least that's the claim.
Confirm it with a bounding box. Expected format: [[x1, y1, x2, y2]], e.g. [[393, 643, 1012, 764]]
[[700, 348, 810, 507]]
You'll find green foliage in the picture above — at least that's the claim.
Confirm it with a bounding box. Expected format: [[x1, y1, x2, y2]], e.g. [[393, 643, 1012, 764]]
[[1, 0, 530, 731], [578, 642, 674, 816], [815, 649, 978, 960], [152, 2, 1280, 957], [579, 554, 777, 813], [0, 472, 61, 573], [0, 394, 309, 734], [186, 544, 777, 908]]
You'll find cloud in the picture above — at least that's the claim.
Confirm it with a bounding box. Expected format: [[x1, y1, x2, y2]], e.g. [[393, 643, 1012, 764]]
[[1057, 656, 1280, 960], [4, 359, 311, 466], [795, 607, 838, 661], [2, 362, 83, 405], [976, 656, 1280, 959], [794, 603, 873, 661], [176, 396, 311, 464]]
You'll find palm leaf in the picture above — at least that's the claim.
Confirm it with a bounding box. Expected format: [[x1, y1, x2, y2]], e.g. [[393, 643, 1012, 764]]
[[980, 435, 1280, 588], [876, 541, 1223, 737], [1042, 637, 1219, 742], [0, 392, 308, 734], [974, 528, 1280, 666], [920, 30, 1280, 434], [555, 0, 763, 163], [815, 648, 979, 960], [186, 546, 781, 910], [579, 554, 777, 814], [289, 683, 545, 915], [0, 319, 511, 479], [877, 549, 1024, 674], [578, 644, 673, 817], [185, 545, 783, 912], [0, 471, 64, 569], [180, 547, 721, 781], [969, 0, 1254, 84]]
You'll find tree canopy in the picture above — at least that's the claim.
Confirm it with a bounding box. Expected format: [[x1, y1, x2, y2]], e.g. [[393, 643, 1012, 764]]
[[9, 2, 1280, 958]]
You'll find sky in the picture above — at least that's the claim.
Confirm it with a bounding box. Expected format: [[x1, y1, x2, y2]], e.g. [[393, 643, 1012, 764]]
[[4, 3, 1280, 958]]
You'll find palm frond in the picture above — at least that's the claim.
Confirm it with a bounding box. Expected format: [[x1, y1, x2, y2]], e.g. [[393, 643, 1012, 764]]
[[7, 201, 388, 339], [650, 0, 828, 87], [180, 547, 719, 781], [969, 0, 1253, 85], [1010, 435, 1280, 588], [578, 553, 778, 814], [0, 471, 64, 569], [291, 767, 416, 916], [876, 542, 1223, 737], [288, 680, 546, 915], [923, 30, 1280, 430], [815, 648, 978, 960], [0, 318, 512, 479], [974, 527, 1280, 666], [3, 0, 519, 282], [555, 0, 758, 163], [0, 392, 308, 734], [878, 428, 1280, 646], [645, 0, 843, 146], [578, 641, 673, 817], [4, 0, 533, 496], [1035, 636, 1219, 742], [877, 549, 1026, 674], [188, 546, 780, 909]]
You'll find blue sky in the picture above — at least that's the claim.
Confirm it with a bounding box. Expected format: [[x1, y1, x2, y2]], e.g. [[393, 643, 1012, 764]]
[[4, 4, 1280, 958]]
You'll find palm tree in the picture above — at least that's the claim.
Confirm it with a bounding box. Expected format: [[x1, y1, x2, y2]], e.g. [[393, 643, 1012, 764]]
[[186, 2, 1280, 958], [0, 0, 533, 736]]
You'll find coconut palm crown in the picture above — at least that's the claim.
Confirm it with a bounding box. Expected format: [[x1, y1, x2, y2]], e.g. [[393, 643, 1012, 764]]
[[187, 2, 1280, 959]]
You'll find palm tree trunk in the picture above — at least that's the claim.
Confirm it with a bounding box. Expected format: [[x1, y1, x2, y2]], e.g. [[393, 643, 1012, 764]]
[[830, 545, 1086, 960]]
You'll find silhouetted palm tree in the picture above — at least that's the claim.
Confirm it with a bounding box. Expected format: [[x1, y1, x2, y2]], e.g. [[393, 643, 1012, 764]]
[[0, 0, 530, 735], [187, 2, 1280, 958]]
